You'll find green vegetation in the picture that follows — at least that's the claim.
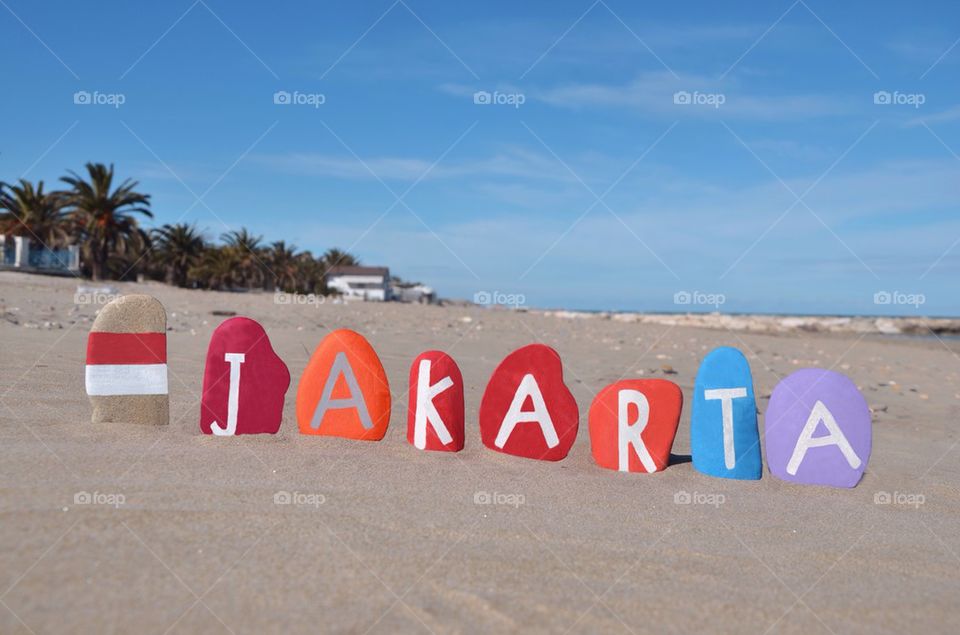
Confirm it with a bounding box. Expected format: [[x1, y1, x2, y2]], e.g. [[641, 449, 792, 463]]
[[0, 162, 360, 293]]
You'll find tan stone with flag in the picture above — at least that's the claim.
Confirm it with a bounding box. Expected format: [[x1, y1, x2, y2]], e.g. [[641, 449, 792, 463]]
[[85, 294, 169, 425]]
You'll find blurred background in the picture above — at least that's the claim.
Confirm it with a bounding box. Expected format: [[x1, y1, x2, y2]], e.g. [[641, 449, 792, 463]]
[[1, 0, 958, 315]]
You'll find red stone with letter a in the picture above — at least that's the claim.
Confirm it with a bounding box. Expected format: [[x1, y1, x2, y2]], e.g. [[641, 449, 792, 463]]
[[406, 350, 464, 452], [200, 317, 290, 435], [479, 344, 579, 461]]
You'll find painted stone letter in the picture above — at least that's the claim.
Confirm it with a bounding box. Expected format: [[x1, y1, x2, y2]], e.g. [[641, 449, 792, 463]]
[[589, 379, 682, 473], [407, 350, 464, 451], [690, 346, 761, 480], [765, 368, 871, 488], [200, 317, 290, 435], [296, 329, 391, 440], [479, 344, 578, 461]]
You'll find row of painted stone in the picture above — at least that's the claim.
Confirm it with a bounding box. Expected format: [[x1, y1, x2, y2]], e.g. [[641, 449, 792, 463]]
[[84, 296, 871, 488]]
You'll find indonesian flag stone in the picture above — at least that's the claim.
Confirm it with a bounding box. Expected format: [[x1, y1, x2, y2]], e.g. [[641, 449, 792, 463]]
[[588, 379, 682, 473], [296, 329, 391, 440], [406, 350, 464, 452], [85, 294, 168, 425], [479, 344, 579, 461], [200, 317, 290, 436]]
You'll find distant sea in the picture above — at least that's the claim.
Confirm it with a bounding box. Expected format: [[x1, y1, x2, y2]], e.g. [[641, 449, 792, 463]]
[[566, 308, 960, 320], [533, 307, 960, 341]]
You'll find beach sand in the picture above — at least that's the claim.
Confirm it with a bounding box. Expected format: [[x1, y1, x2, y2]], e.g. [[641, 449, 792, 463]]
[[1, 271, 958, 634]]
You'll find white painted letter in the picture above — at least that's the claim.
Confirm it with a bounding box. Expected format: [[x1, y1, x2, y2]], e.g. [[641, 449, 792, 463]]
[[787, 400, 861, 475], [704, 387, 748, 469], [310, 352, 373, 430], [211, 353, 245, 436], [495, 374, 559, 449], [618, 389, 657, 472], [414, 359, 454, 449]]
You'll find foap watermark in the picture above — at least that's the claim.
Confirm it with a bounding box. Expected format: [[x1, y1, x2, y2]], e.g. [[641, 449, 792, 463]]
[[273, 90, 326, 108], [273, 490, 326, 508], [873, 290, 925, 309], [874, 490, 925, 509], [473, 90, 526, 108], [674, 290, 725, 309], [674, 490, 725, 508], [474, 491, 525, 508], [673, 90, 725, 109], [73, 490, 126, 508], [873, 90, 925, 108], [74, 288, 123, 306], [73, 90, 126, 108], [474, 290, 526, 308], [274, 290, 325, 308]]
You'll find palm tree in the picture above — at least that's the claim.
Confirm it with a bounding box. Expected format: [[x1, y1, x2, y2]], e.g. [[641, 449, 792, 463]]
[[111, 229, 151, 281], [320, 247, 360, 272], [265, 240, 299, 292], [151, 223, 206, 287], [220, 228, 264, 289], [61, 163, 152, 280], [191, 246, 238, 290], [0, 179, 70, 247], [294, 250, 323, 294]]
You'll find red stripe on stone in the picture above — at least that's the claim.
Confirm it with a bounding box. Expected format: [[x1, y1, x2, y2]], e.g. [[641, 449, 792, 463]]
[[86, 332, 167, 365]]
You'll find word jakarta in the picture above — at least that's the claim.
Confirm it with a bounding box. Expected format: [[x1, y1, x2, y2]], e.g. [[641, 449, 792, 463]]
[[85, 295, 872, 489]]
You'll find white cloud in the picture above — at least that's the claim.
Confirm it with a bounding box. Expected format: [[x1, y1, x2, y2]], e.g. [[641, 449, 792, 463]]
[[250, 146, 583, 183], [906, 104, 960, 126], [534, 71, 853, 120], [251, 154, 436, 180], [247, 153, 960, 312]]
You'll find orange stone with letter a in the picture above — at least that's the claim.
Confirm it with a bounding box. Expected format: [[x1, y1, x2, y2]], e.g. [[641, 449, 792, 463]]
[[296, 329, 391, 440], [588, 379, 682, 473]]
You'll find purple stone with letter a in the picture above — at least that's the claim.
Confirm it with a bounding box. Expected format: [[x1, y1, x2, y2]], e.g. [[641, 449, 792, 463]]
[[764, 368, 871, 488]]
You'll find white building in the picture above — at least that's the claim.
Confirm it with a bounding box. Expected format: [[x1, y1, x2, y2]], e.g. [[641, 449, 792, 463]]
[[0, 235, 80, 274], [392, 282, 437, 304], [325, 266, 391, 301]]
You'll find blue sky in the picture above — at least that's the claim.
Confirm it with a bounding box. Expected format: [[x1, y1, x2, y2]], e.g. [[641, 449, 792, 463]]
[[2, 0, 959, 315]]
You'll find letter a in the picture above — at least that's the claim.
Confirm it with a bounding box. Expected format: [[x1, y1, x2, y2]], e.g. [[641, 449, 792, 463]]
[[310, 352, 373, 431], [495, 374, 559, 449], [413, 359, 454, 449], [704, 387, 747, 469], [211, 353, 245, 436], [787, 400, 862, 475], [618, 389, 658, 472]]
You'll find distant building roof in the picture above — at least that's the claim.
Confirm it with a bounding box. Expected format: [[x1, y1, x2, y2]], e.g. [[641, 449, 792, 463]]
[[325, 265, 389, 277]]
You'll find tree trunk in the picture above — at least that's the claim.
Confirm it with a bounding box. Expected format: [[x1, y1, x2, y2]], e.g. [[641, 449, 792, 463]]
[[92, 243, 108, 280]]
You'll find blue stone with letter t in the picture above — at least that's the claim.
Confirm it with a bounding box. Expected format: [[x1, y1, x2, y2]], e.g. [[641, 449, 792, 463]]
[[690, 346, 762, 480]]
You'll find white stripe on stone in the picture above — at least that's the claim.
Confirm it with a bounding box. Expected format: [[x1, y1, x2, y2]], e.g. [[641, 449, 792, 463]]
[[85, 364, 169, 396]]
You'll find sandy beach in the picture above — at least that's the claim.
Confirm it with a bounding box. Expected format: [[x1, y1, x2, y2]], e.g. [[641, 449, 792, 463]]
[[1, 271, 958, 634]]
